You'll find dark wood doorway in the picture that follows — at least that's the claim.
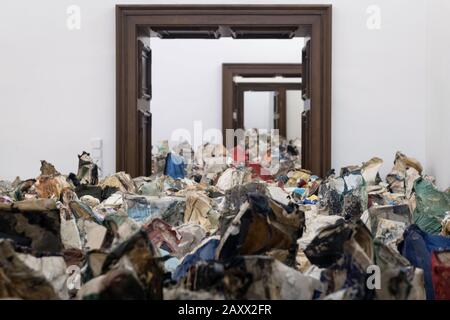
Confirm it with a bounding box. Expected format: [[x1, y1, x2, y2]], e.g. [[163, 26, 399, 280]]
[[223, 63, 305, 165], [116, 5, 332, 177], [234, 82, 301, 140]]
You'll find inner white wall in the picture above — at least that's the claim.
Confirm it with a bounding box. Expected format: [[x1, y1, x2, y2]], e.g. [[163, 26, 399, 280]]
[[286, 90, 303, 141], [243, 91, 275, 132], [426, 0, 450, 189], [0, 0, 438, 183]]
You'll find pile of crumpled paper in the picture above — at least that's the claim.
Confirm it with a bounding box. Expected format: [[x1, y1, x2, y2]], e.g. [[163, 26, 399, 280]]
[[0, 147, 449, 300]]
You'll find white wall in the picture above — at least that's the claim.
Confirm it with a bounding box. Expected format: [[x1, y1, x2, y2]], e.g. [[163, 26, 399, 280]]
[[0, 0, 434, 182], [243, 91, 275, 131], [286, 90, 303, 141], [329, 0, 428, 180], [151, 38, 303, 149], [426, 0, 450, 189]]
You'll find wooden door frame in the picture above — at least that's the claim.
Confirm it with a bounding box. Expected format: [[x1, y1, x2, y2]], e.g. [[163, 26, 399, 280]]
[[233, 81, 302, 139], [116, 4, 332, 177], [223, 63, 302, 136]]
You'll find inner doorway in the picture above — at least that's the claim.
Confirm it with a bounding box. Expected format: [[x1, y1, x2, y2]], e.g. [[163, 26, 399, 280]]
[[223, 64, 306, 167], [116, 5, 332, 177], [237, 82, 302, 141]]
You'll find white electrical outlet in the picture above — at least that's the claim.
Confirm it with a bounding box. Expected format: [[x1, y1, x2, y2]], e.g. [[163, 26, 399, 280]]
[[90, 138, 103, 150], [90, 138, 103, 178]]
